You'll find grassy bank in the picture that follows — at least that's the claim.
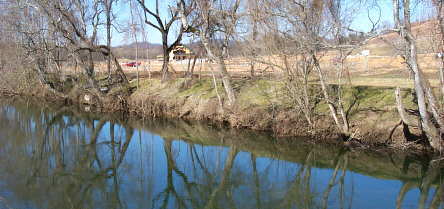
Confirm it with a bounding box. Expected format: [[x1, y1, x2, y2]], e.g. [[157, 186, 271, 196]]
[[123, 78, 416, 147], [1, 71, 420, 148]]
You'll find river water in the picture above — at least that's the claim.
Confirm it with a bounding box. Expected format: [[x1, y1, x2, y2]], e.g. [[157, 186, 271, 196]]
[[0, 100, 443, 209]]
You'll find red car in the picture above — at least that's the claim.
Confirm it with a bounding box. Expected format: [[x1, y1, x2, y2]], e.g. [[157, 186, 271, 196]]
[[123, 62, 141, 67]]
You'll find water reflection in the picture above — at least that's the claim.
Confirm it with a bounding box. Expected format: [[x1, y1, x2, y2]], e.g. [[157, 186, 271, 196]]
[[0, 100, 443, 209]]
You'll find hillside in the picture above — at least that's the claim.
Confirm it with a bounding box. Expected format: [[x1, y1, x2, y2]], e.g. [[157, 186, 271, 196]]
[[364, 19, 441, 56], [113, 42, 163, 59]]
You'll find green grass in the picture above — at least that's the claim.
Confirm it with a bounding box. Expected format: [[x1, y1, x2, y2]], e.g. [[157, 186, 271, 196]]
[[132, 77, 418, 122], [236, 80, 283, 108], [176, 79, 219, 99], [313, 85, 416, 118]]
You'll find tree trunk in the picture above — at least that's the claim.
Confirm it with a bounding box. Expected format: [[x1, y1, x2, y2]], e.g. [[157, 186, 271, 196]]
[[112, 55, 129, 84], [187, 55, 198, 78], [75, 54, 99, 91], [395, 87, 418, 142], [200, 33, 237, 105], [313, 55, 345, 134], [395, 87, 415, 126], [161, 49, 170, 81], [106, 0, 112, 81], [437, 2, 444, 107], [250, 61, 255, 78], [410, 53, 441, 150], [421, 77, 444, 130], [161, 31, 170, 81], [393, 0, 443, 151], [249, 0, 258, 78], [439, 58, 444, 103], [216, 57, 236, 105]]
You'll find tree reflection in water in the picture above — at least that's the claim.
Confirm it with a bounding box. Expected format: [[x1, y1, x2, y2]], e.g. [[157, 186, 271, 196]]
[[395, 154, 444, 209], [0, 101, 443, 209]]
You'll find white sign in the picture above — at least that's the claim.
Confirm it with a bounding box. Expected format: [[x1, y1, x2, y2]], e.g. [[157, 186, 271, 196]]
[[361, 50, 370, 56]]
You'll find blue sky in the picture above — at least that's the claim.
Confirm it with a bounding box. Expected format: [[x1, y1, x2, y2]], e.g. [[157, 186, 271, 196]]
[[110, 0, 182, 46], [349, 0, 393, 32], [350, 0, 432, 32], [109, 0, 433, 46]]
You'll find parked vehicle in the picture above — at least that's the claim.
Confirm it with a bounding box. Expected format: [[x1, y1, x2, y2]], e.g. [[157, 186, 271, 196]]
[[123, 62, 141, 67]]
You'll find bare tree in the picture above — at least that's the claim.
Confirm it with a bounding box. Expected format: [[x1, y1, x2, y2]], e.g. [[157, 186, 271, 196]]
[[136, 0, 192, 81], [309, 0, 383, 137], [128, 0, 140, 88], [251, 0, 323, 127], [247, 0, 259, 78], [0, 1, 35, 94], [180, 0, 241, 105], [251, 0, 378, 134], [103, 0, 118, 81], [393, 0, 443, 151], [16, 0, 129, 94], [134, 0, 152, 78]]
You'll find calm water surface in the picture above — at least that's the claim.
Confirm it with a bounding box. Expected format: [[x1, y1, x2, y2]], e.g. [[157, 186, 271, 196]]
[[0, 101, 443, 209]]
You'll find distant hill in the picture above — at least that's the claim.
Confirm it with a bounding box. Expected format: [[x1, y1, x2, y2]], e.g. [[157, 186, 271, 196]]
[[363, 19, 441, 56], [117, 42, 162, 49], [113, 42, 163, 59]]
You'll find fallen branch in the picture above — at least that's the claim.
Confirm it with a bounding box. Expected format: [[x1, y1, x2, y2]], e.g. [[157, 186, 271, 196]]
[[0, 88, 20, 97], [386, 120, 403, 144]]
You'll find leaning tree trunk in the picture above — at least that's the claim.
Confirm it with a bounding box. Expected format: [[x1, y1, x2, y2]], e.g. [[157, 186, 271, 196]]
[[313, 55, 347, 135], [439, 56, 444, 103], [402, 30, 441, 150], [215, 57, 236, 105], [408, 49, 442, 151], [393, 0, 443, 151], [111, 54, 129, 84], [200, 34, 237, 105]]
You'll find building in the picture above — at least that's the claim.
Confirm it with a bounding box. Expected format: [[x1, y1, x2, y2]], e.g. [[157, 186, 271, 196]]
[[155, 45, 198, 61], [170, 45, 195, 61]]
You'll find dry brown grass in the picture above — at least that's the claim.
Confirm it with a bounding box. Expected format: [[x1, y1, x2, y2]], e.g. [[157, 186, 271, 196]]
[[61, 20, 444, 89], [114, 53, 441, 88]]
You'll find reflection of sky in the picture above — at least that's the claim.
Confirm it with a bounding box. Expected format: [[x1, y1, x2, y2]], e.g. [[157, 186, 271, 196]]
[[112, 129, 440, 209], [0, 105, 442, 209]]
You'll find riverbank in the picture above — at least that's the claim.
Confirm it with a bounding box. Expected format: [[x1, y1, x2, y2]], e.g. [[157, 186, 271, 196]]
[[1, 76, 423, 150], [126, 78, 409, 144]]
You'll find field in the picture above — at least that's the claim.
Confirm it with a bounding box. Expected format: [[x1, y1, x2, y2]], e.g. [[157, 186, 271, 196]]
[[101, 51, 440, 89], [61, 20, 442, 89], [120, 20, 442, 88]]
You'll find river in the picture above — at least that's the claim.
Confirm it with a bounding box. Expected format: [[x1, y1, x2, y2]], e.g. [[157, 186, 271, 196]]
[[0, 100, 442, 209]]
